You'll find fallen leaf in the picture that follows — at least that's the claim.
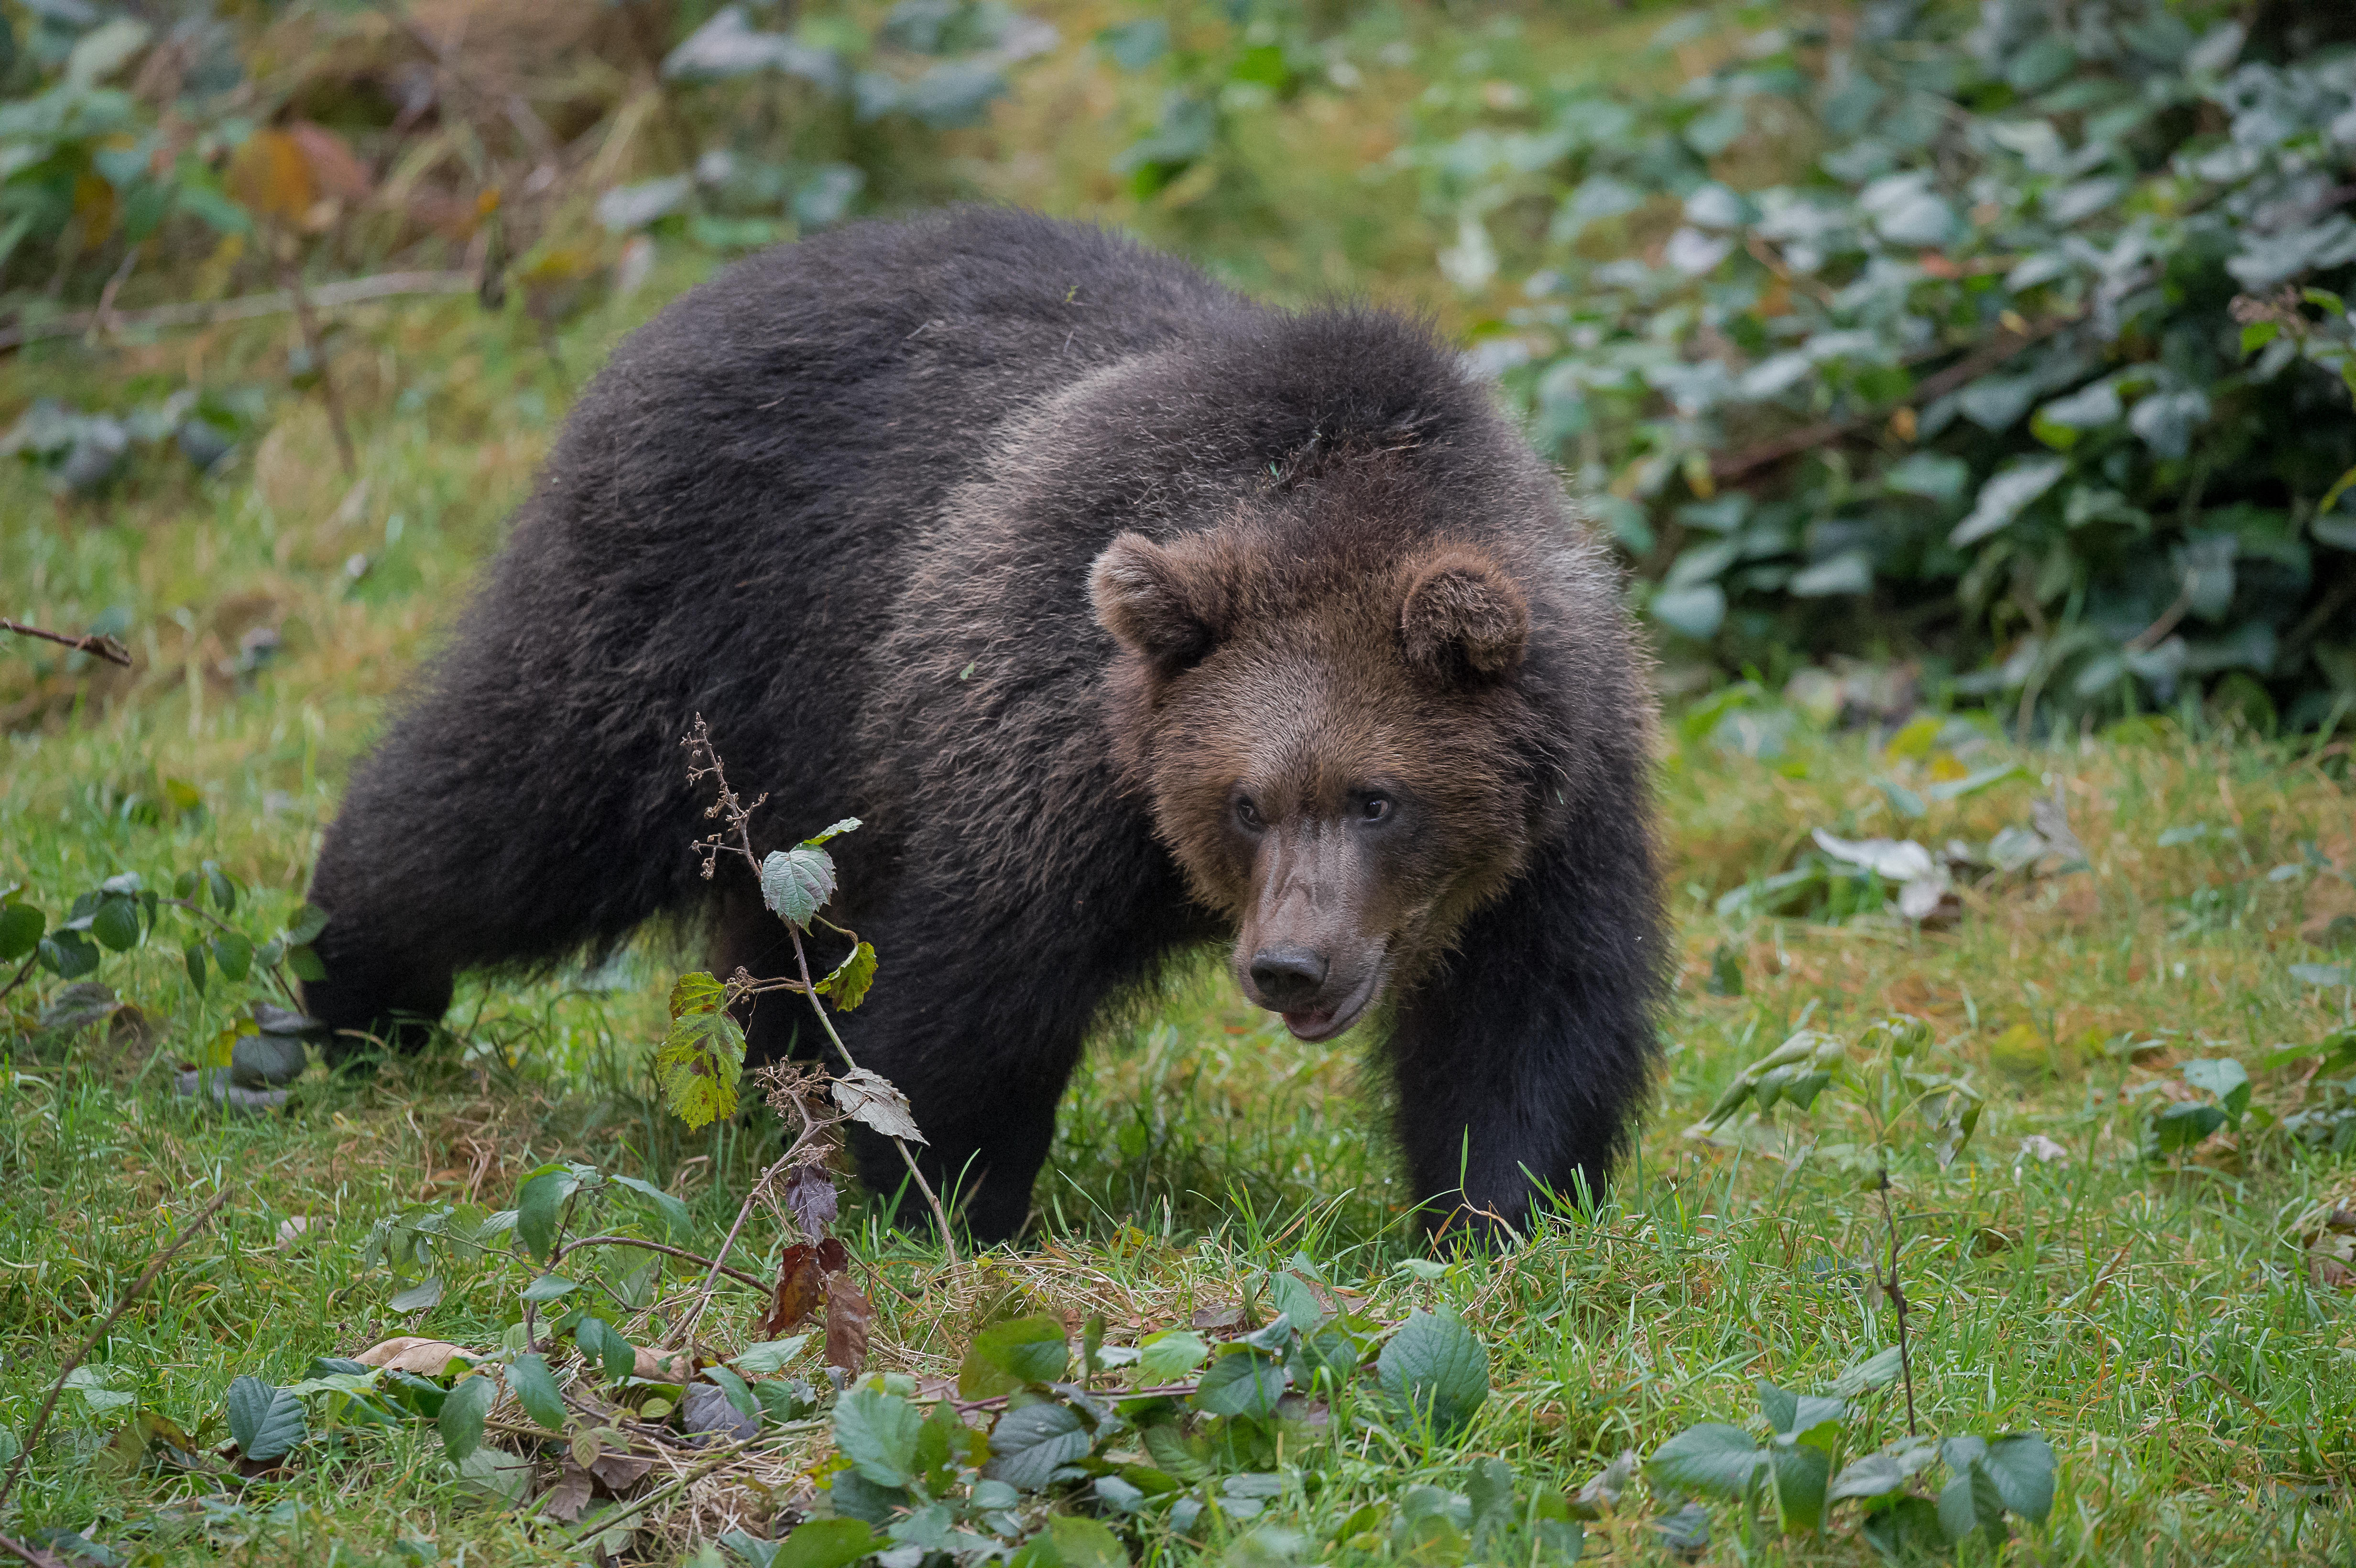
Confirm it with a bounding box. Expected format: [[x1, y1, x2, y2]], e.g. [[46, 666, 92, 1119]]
[[352, 1337, 484, 1377], [833, 1067, 926, 1143], [540, 1460, 594, 1523], [2017, 1133, 2069, 1164], [2313, 1256, 2356, 1290], [1189, 1302, 1246, 1333], [759, 1239, 849, 1338], [633, 1346, 693, 1382], [824, 1271, 872, 1377], [1579, 1448, 1637, 1512], [589, 1450, 655, 1491]]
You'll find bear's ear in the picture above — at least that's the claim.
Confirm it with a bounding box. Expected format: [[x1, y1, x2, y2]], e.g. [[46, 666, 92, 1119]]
[[1399, 553, 1529, 680], [1091, 531, 1229, 674]]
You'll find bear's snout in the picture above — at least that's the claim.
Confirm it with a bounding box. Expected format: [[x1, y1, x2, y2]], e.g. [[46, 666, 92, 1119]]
[[1248, 945, 1328, 1010]]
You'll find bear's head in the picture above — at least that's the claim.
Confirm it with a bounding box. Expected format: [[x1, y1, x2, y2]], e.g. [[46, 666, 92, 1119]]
[[1090, 492, 1549, 1042]]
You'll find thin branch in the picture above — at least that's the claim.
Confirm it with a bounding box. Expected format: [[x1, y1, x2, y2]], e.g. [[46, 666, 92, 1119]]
[[0, 271, 476, 352], [1, 619, 131, 667], [0, 955, 39, 1008], [0, 1533, 60, 1568], [0, 1188, 232, 1515], [274, 245, 357, 477], [1876, 1169, 1918, 1438], [548, 1235, 769, 1293]]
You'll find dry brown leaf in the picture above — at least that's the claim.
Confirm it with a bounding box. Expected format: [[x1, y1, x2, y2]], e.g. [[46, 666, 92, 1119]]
[[1189, 1302, 1246, 1333], [588, 1450, 655, 1492], [540, 1459, 594, 1524], [824, 1272, 872, 1377], [759, 1238, 848, 1339], [284, 121, 371, 205], [352, 1336, 484, 1376], [632, 1345, 693, 1382], [227, 129, 314, 227], [2313, 1256, 2356, 1290]]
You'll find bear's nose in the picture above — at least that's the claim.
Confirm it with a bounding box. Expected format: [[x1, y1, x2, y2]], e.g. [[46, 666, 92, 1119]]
[[1249, 947, 1328, 1010]]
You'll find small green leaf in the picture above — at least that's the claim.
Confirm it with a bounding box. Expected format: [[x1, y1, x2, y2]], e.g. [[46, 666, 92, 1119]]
[[2241, 319, 2280, 355], [1936, 1455, 2010, 1545], [211, 932, 253, 982], [88, 896, 140, 952], [1645, 1423, 1766, 1500], [388, 1277, 445, 1313], [2153, 1100, 2226, 1152], [1265, 1271, 1327, 1335], [0, 902, 44, 962], [800, 817, 862, 848], [2181, 1058, 2251, 1122], [439, 1374, 494, 1461], [760, 847, 836, 930], [521, 1274, 579, 1304], [814, 941, 878, 1012], [574, 1315, 637, 1381], [770, 1518, 878, 1568], [1193, 1346, 1288, 1419], [1038, 1515, 1127, 1568], [1134, 1328, 1209, 1383], [607, 1174, 693, 1244], [284, 904, 329, 945], [205, 862, 237, 914], [285, 944, 326, 982], [706, 1363, 762, 1421], [733, 1336, 811, 1375], [961, 1314, 1069, 1398], [1768, 1442, 1831, 1533], [184, 944, 207, 994], [508, 1352, 566, 1430], [224, 1376, 308, 1462], [1861, 1494, 1947, 1559], [514, 1166, 584, 1263], [983, 1401, 1092, 1490], [39, 929, 98, 979], [1828, 1451, 1907, 1503], [833, 1384, 924, 1487], [1376, 1308, 1489, 1436], [1974, 1433, 2056, 1522]]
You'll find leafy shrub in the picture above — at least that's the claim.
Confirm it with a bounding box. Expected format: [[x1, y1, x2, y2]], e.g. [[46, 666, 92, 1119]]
[[1404, 0, 2356, 732], [0, 0, 1049, 320]]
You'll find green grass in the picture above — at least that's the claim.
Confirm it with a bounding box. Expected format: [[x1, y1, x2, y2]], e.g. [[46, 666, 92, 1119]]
[[7, 2, 2356, 1561]]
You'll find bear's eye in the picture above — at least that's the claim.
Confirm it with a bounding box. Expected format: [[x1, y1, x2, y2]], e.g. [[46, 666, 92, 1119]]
[[1358, 794, 1393, 823], [1234, 796, 1265, 832]]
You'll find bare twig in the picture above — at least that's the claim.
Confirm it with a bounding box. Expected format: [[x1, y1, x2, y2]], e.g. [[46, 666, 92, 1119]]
[[0, 1532, 61, 1568], [273, 247, 357, 477], [0, 1188, 232, 1515], [1, 619, 131, 667], [0, 955, 40, 1008], [0, 271, 475, 352], [1876, 1169, 1918, 1438], [549, 1235, 769, 1292]]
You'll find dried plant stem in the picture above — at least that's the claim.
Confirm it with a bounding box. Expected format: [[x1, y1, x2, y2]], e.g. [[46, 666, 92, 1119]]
[[0, 1188, 232, 1518], [1, 618, 133, 667], [786, 923, 963, 1284], [273, 247, 357, 477], [1876, 1168, 1918, 1437], [549, 1235, 768, 1292]]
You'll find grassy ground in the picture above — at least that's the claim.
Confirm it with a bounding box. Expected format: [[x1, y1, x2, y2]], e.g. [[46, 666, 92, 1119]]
[[7, 2, 2356, 1564]]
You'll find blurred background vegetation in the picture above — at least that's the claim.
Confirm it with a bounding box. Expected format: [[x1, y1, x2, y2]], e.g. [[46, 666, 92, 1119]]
[[5, 0, 2355, 735]]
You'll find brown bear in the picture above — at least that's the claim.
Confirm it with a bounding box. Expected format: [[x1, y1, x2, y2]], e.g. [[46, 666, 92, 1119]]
[[302, 207, 1666, 1244]]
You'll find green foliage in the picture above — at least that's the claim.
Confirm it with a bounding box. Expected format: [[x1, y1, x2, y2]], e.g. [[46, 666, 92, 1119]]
[[1374, 1308, 1490, 1438], [1691, 1015, 1984, 1172], [1647, 1379, 2054, 1553], [1095, 2, 1336, 204], [655, 971, 748, 1130], [1406, 0, 2356, 730]]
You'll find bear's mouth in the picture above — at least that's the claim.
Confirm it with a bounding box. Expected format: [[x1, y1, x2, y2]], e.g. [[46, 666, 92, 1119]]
[[1279, 962, 1384, 1043]]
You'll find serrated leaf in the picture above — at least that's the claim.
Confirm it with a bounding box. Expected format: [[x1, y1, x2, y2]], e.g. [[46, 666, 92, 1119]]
[[833, 1384, 924, 1487], [438, 1373, 494, 1461], [832, 1067, 925, 1143], [961, 1315, 1069, 1398], [815, 941, 878, 1011], [761, 847, 836, 929], [224, 1376, 307, 1462], [1936, 1456, 2010, 1545], [1377, 1308, 1489, 1436], [509, 1352, 566, 1430], [1645, 1423, 1766, 1500], [1194, 1346, 1288, 1419], [983, 1400, 1092, 1490], [669, 970, 727, 1018], [656, 1001, 747, 1131]]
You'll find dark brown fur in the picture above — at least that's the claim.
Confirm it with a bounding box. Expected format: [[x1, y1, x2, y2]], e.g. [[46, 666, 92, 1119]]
[[301, 209, 1668, 1244]]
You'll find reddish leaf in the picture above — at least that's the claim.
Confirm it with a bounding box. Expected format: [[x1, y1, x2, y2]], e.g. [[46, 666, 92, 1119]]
[[757, 1237, 851, 1337], [540, 1460, 593, 1523], [284, 121, 372, 205], [785, 1161, 840, 1239], [825, 1272, 873, 1377]]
